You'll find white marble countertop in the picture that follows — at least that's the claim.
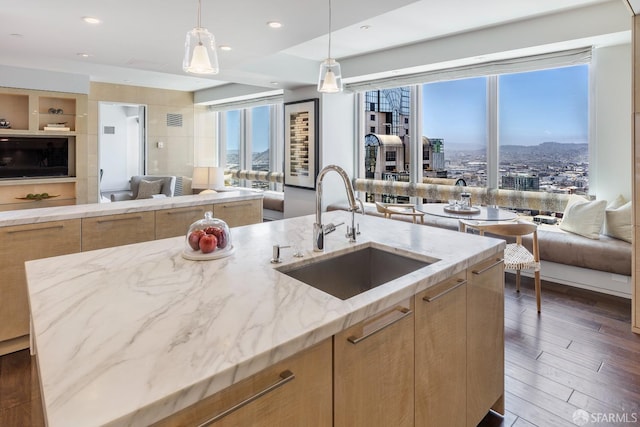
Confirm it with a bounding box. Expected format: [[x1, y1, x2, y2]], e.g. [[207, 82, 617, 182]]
[[25, 211, 504, 427], [0, 190, 262, 227]]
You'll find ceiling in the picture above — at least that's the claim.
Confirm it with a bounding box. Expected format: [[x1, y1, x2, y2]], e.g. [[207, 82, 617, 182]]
[[0, 0, 627, 93]]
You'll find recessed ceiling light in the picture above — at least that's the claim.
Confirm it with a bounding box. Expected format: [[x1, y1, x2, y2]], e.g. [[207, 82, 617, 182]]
[[77, 53, 91, 58], [219, 45, 232, 51], [267, 21, 282, 29], [360, 25, 371, 30], [82, 16, 101, 24], [270, 81, 279, 86]]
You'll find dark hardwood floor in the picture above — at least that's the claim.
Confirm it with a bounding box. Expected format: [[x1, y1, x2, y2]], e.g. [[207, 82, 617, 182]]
[[0, 274, 638, 426]]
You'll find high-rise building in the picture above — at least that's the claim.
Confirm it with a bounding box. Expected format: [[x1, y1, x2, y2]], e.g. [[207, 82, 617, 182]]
[[501, 174, 540, 191]]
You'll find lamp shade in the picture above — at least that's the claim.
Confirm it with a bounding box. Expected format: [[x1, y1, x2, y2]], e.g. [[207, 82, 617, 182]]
[[318, 58, 343, 93], [192, 166, 224, 190], [183, 27, 219, 74]]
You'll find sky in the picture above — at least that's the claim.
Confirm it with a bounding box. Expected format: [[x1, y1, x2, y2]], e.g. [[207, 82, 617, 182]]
[[422, 64, 589, 148], [226, 64, 589, 160], [225, 105, 270, 154]]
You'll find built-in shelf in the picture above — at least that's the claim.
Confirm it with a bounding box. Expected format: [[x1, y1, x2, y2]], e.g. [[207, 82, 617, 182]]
[[0, 94, 29, 131]]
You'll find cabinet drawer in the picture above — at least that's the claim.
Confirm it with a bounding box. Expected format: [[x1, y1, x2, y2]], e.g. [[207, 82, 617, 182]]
[[0, 219, 81, 344], [467, 254, 505, 426], [334, 298, 414, 427], [155, 205, 213, 239], [415, 272, 467, 427], [213, 200, 262, 227], [152, 338, 332, 427], [82, 212, 155, 251]]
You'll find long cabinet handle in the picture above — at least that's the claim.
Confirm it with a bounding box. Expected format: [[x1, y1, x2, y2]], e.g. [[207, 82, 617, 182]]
[[96, 215, 143, 224], [472, 259, 504, 275], [6, 224, 64, 234], [166, 208, 203, 215], [198, 370, 295, 427], [347, 307, 412, 345], [222, 203, 252, 208], [423, 279, 467, 302]]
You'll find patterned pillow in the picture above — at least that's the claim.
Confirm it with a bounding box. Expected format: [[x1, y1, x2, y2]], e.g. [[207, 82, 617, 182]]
[[136, 179, 163, 199]]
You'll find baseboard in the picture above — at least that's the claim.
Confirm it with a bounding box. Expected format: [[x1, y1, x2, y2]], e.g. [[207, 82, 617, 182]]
[[0, 334, 29, 356], [520, 261, 632, 299], [263, 209, 283, 221]]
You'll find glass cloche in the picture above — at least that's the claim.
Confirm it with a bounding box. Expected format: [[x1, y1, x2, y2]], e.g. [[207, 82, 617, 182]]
[[182, 211, 234, 260]]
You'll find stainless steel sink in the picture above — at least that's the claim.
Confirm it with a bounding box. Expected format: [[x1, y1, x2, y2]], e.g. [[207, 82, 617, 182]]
[[277, 244, 435, 300]]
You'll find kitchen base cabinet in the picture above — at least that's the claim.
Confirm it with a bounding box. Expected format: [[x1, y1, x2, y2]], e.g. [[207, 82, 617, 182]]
[[334, 298, 415, 427], [155, 205, 213, 239], [153, 338, 332, 427], [0, 219, 81, 355], [415, 271, 467, 427], [467, 254, 505, 426], [81, 211, 155, 251], [213, 200, 262, 227]]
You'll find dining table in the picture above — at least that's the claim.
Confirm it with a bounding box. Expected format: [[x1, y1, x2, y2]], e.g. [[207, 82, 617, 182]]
[[419, 202, 519, 231]]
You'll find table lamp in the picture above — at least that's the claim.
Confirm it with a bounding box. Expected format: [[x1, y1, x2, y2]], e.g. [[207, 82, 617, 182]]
[[192, 166, 224, 194]]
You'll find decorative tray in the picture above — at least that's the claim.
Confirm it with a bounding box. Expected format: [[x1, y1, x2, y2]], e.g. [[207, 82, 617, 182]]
[[443, 205, 480, 214], [16, 194, 60, 201], [182, 245, 235, 261]]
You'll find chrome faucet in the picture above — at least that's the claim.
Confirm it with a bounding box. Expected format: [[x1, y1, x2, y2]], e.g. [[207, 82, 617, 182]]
[[314, 165, 362, 252]]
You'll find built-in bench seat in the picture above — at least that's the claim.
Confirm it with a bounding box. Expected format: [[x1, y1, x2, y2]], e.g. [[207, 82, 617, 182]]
[[329, 179, 633, 297]]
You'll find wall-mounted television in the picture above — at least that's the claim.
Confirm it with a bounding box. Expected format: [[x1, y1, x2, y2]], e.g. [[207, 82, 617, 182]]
[[0, 136, 75, 179]]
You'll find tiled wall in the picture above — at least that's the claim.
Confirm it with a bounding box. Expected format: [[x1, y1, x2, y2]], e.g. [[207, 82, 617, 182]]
[[85, 83, 205, 203]]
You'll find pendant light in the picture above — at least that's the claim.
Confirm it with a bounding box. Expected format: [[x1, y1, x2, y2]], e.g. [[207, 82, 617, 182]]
[[183, 0, 219, 75], [317, 0, 342, 93]]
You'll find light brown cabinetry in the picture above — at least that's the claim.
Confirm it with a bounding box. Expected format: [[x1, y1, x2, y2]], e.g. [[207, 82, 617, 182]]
[[82, 212, 155, 251], [214, 200, 262, 228], [0, 87, 84, 135], [153, 338, 333, 427], [0, 219, 81, 354], [467, 254, 505, 426], [415, 271, 467, 427], [155, 205, 213, 239], [334, 298, 414, 427]]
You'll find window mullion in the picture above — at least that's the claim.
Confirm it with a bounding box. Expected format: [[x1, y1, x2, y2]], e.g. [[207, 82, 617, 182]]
[[487, 75, 499, 190]]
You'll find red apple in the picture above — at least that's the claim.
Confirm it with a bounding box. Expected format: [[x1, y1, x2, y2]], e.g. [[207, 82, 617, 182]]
[[199, 233, 218, 254], [207, 226, 227, 249], [188, 230, 205, 251]]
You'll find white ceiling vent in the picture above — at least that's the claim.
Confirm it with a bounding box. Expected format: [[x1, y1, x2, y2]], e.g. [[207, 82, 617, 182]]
[[103, 126, 116, 134], [166, 113, 183, 127]]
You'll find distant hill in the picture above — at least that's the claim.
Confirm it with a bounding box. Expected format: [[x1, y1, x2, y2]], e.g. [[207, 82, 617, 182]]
[[499, 142, 588, 163]]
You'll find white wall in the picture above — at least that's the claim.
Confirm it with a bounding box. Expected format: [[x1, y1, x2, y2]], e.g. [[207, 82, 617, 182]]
[[591, 43, 632, 203], [283, 88, 357, 219], [98, 103, 130, 191]]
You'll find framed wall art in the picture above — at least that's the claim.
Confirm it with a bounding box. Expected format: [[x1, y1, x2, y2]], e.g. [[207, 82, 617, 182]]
[[284, 98, 319, 189]]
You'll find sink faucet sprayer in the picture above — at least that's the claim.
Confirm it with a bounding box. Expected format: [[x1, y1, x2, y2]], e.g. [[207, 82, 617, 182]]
[[313, 165, 363, 252]]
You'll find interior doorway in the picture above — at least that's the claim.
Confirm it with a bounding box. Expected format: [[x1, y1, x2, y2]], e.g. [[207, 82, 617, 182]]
[[98, 102, 147, 202]]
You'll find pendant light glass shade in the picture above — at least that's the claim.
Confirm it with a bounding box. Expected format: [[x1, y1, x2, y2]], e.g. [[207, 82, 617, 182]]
[[318, 0, 343, 93], [318, 58, 342, 93], [183, 0, 219, 75]]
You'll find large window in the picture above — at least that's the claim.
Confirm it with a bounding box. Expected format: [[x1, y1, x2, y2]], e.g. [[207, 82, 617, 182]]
[[218, 103, 283, 191], [360, 64, 589, 197], [498, 66, 588, 193], [423, 77, 488, 187]]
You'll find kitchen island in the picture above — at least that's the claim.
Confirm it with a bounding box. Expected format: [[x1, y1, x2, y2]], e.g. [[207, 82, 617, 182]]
[[0, 190, 263, 356], [26, 211, 505, 426]]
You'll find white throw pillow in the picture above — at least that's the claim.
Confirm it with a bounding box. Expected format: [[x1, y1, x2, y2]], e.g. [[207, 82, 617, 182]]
[[605, 195, 632, 243], [559, 197, 607, 240]]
